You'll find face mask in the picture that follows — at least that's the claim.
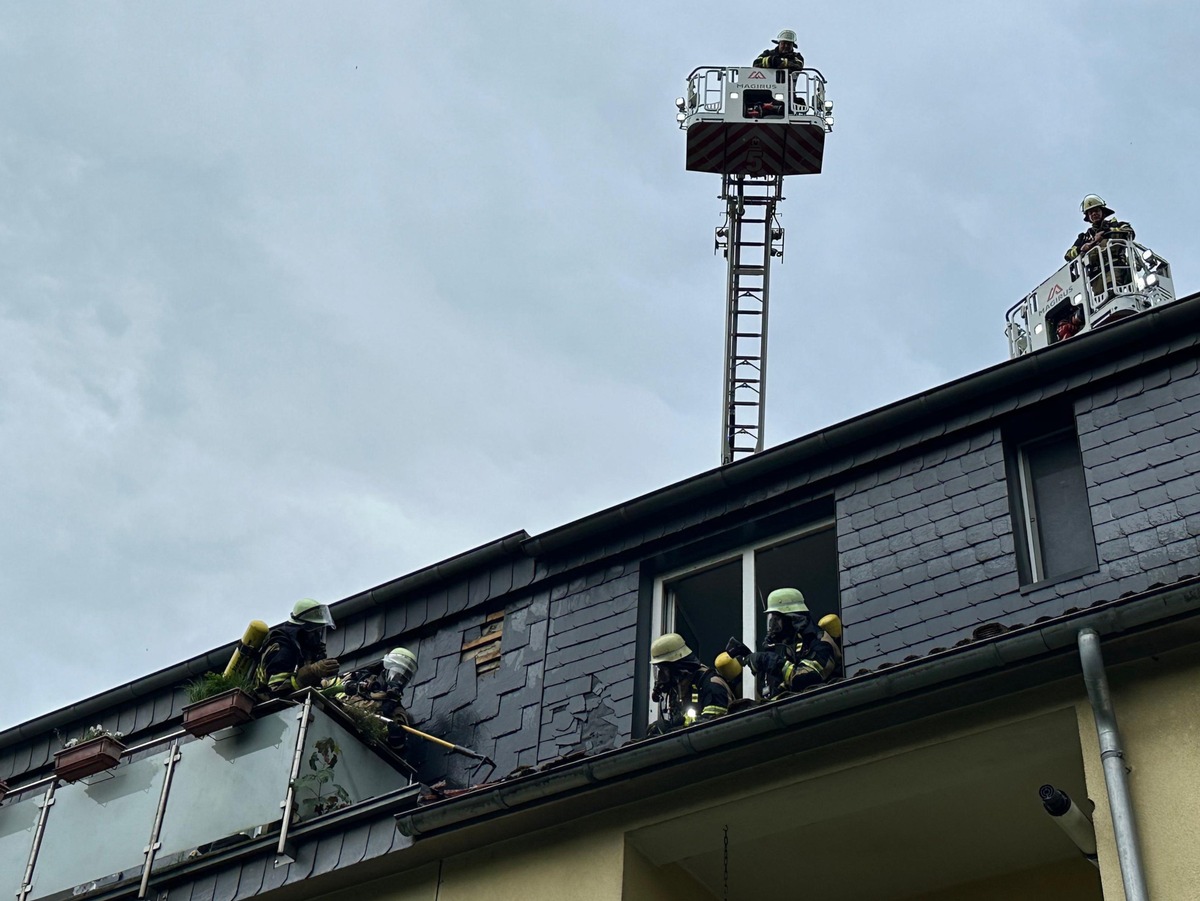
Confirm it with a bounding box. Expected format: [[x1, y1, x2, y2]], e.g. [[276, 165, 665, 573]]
[[298, 625, 327, 656], [766, 612, 791, 642], [383, 667, 411, 692]]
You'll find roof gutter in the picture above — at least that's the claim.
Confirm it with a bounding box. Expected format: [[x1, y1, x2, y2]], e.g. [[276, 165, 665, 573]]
[[397, 576, 1200, 839]]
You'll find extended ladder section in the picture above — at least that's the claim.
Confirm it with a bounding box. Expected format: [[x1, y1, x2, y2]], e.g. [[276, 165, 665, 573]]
[[676, 64, 833, 466], [715, 174, 784, 464]]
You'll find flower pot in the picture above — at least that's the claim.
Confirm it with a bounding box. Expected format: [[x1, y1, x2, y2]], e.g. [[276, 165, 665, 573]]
[[182, 688, 257, 737], [54, 735, 125, 782]]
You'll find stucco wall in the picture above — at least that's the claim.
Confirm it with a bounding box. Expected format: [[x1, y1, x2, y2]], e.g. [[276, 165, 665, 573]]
[[1076, 643, 1200, 900]]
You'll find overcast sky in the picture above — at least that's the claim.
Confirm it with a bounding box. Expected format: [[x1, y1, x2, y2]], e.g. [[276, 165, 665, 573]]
[[2, 3, 1196, 731]]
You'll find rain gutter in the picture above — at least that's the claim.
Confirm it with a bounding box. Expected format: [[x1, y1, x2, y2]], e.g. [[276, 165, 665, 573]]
[[397, 576, 1200, 839]]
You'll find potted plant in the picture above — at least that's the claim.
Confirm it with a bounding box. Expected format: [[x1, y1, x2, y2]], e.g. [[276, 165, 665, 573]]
[[54, 725, 126, 782], [181, 672, 258, 737]]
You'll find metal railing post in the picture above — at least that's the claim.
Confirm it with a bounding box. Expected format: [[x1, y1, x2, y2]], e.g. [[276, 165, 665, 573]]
[[275, 693, 314, 866], [17, 782, 55, 901], [137, 739, 181, 898]]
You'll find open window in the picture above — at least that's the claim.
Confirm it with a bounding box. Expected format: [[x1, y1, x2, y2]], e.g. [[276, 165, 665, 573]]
[[651, 519, 838, 702], [1005, 411, 1098, 587]]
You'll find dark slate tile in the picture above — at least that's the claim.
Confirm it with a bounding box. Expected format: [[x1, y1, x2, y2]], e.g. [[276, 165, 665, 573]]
[[310, 832, 346, 877], [230, 857, 268, 901], [1161, 417, 1196, 441], [211, 865, 242, 901], [115, 705, 140, 738], [337, 614, 367, 657], [487, 563, 515, 599], [1126, 469, 1162, 493], [442, 580, 468, 619], [1166, 538, 1200, 562], [187, 874, 218, 901], [383, 603, 409, 639]]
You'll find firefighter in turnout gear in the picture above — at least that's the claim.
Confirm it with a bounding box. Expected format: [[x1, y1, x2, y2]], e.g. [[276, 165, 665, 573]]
[[746, 588, 841, 699], [647, 633, 733, 736], [255, 598, 340, 697], [753, 29, 804, 70], [334, 647, 417, 751], [1065, 194, 1136, 295]]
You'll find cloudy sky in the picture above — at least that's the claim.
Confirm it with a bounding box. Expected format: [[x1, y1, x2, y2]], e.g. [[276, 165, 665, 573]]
[[2, 3, 1196, 730]]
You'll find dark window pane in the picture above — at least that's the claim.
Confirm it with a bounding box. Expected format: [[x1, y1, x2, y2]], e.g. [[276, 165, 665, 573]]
[[669, 559, 742, 666], [1027, 433, 1095, 579], [755, 528, 839, 645]]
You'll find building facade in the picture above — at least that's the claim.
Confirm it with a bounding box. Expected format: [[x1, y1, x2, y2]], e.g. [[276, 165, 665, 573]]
[[2, 296, 1200, 900]]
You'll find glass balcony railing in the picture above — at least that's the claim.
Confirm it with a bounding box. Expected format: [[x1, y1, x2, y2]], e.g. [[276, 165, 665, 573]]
[[0, 691, 412, 900]]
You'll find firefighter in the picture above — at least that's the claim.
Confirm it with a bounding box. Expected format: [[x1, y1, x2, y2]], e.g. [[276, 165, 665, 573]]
[[336, 647, 418, 751], [255, 598, 340, 697], [747, 588, 841, 699], [1065, 194, 1136, 295], [753, 29, 805, 70], [647, 633, 733, 736]]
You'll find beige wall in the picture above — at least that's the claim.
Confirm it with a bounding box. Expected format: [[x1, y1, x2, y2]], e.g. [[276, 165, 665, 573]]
[[622, 842, 710, 901], [897, 859, 1101, 901], [318, 829, 626, 901], [1076, 643, 1200, 901]]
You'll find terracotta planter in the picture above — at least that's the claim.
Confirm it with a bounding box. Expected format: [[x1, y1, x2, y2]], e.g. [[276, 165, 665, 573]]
[[54, 735, 125, 782], [182, 688, 257, 737]]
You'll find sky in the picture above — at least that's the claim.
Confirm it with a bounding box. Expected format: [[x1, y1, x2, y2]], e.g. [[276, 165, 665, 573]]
[[2, 2, 1197, 731]]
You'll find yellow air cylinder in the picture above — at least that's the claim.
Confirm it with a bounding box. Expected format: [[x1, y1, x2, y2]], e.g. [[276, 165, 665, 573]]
[[818, 614, 843, 640], [715, 651, 743, 681], [223, 620, 270, 680]]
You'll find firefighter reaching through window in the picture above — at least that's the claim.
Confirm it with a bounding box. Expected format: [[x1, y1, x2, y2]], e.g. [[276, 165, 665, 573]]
[[729, 588, 842, 700], [647, 633, 733, 736], [753, 29, 804, 70]]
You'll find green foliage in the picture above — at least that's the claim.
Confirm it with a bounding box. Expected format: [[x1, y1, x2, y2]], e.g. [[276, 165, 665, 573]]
[[184, 671, 256, 704], [339, 705, 389, 744], [295, 736, 353, 818]]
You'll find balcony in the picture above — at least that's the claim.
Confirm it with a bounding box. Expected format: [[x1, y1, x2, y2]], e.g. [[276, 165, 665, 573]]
[[0, 691, 412, 900]]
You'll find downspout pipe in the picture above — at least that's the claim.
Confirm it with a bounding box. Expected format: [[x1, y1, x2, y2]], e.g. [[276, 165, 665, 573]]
[[1078, 628, 1149, 901]]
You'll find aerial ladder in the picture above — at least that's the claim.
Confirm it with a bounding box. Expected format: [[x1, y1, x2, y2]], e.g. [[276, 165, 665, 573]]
[[677, 63, 833, 464]]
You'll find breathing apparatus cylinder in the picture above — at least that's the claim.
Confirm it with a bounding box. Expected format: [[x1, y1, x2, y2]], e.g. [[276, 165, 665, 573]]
[[223, 620, 270, 680]]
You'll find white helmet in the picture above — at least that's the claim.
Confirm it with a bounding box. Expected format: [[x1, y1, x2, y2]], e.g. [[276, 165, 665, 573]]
[[764, 588, 809, 615], [650, 633, 693, 665], [1080, 194, 1114, 219], [773, 29, 798, 45], [289, 598, 335, 629], [382, 647, 417, 682]]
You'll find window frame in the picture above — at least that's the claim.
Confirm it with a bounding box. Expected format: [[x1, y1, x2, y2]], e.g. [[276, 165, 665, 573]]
[[650, 516, 836, 703], [1006, 420, 1098, 589]]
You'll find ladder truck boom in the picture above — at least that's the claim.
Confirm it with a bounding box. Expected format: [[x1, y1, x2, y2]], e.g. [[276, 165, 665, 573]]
[[677, 64, 833, 465]]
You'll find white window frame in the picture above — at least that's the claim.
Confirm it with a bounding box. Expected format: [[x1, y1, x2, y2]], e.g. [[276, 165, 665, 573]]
[[650, 517, 835, 704]]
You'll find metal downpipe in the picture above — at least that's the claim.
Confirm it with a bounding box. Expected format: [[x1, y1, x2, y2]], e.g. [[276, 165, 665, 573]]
[[1078, 628, 1148, 901]]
